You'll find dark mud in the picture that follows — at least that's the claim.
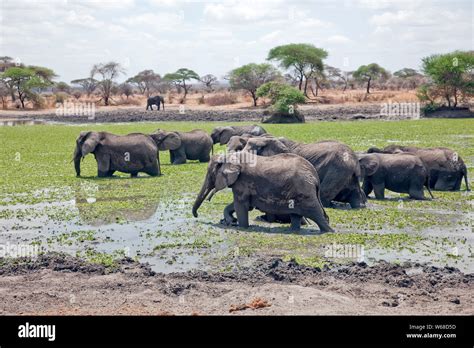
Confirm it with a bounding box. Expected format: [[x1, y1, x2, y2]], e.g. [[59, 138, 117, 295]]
[[1, 253, 472, 314], [1, 104, 388, 123]]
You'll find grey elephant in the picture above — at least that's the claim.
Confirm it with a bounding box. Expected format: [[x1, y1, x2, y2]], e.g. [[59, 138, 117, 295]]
[[210, 125, 267, 145], [73, 130, 180, 177], [359, 153, 434, 200], [242, 137, 366, 208], [192, 153, 333, 233], [146, 95, 165, 111], [153, 129, 213, 164], [367, 145, 469, 191]]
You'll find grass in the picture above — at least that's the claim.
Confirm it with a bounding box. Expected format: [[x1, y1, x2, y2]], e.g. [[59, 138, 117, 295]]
[[0, 119, 472, 270]]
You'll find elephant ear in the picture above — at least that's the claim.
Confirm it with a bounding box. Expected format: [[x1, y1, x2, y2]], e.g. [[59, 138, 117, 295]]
[[159, 132, 181, 151], [215, 163, 240, 191], [359, 155, 379, 176], [219, 127, 235, 145], [79, 131, 102, 157], [266, 138, 289, 155]]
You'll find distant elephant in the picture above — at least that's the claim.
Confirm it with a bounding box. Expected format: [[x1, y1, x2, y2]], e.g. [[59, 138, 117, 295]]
[[210, 125, 267, 145], [146, 95, 165, 111], [154, 129, 213, 164], [368, 145, 470, 191], [227, 134, 274, 152], [359, 153, 434, 200], [73, 130, 180, 177], [192, 153, 333, 232], [243, 137, 366, 208]]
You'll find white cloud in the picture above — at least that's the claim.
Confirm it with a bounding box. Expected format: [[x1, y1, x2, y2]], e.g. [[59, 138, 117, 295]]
[[326, 35, 352, 44]]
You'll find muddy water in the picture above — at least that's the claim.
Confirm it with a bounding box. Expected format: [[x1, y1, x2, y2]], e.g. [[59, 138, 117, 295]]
[[0, 189, 472, 273]]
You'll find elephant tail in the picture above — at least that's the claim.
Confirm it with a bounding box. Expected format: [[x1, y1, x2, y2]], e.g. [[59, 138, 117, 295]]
[[315, 183, 330, 223], [463, 165, 470, 191], [425, 175, 434, 199]]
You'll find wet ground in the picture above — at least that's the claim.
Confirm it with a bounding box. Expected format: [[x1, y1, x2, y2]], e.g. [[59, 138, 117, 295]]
[[0, 119, 472, 314]]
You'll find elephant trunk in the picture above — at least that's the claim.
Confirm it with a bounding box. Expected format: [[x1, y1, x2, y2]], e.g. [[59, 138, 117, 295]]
[[192, 174, 214, 218], [73, 144, 82, 177]]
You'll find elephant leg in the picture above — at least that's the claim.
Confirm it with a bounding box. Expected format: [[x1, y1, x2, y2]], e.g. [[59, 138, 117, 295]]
[[131, 172, 138, 178], [319, 178, 341, 207], [171, 148, 186, 165], [362, 179, 373, 198], [107, 170, 115, 177], [199, 154, 211, 163], [97, 155, 110, 177], [145, 161, 160, 177], [290, 214, 302, 231], [222, 202, 237, 225], [349, 189, 363, 208], [373, 184, 385, 199], [234, 200, 249, 228], [304, 206, 333, 234]]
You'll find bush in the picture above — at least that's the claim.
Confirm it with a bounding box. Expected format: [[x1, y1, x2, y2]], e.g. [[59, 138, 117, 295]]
[[54, 92, 68, 105], [256, 82, 305, 114], [205, 92, 238, 106]]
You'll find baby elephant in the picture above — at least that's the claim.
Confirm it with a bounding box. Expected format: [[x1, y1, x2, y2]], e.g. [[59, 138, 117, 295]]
[[73, 130, 180, 177], [154, 129, 213, 164], [192, 153, 333, 233], [359, 153, 434, 200]]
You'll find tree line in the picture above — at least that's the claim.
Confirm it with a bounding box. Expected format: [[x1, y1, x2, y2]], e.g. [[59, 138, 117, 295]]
[[0, 44, 472, 112]]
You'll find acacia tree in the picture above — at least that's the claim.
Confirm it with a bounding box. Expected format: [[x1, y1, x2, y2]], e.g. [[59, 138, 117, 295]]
[[118, 82, 133, 99], [353, 63, 389, 93], [393, 68, 425, 90], [267, 43, 328, 96], [91, 62, 125, 105], [199, 74, 218, 92], [127, 70, 161, 96], [420, 51, 474, 108], [228, 63, 280, 106], [71, 77, 98, 97], [163, 68, 199, 101], [1, 65, 56, 108]]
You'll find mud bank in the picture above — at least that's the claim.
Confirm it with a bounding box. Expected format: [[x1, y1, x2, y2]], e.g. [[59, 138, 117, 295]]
[[0, 254, 472, 315], [0, 104, 392, 123]]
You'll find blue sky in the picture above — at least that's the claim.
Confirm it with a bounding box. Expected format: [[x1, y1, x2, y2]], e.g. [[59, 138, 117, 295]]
[[1, 0, 472, 82]]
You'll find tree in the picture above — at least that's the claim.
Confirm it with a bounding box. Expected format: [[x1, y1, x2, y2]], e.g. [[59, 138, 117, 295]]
[[91, 62, 125, 106], [353, 63, 389, 93], [127, 70, 161, 96], [257, 81, 306, 122], [228, 63, 280, 106], [393, 68, 425, 90], [267, 43, 328, 96], [55, 81, 71, 93], [1, 65, 56, 108], [163, 68, 200, 101], [199, 74, 218, 92], [420, 51, 474, 108], [119, 82, 133, 99], [71, 77, 99, 97], [0, 80, 9, 109]]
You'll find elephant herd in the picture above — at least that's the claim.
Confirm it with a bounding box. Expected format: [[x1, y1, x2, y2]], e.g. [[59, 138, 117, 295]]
[[73, 124, 470, 233]]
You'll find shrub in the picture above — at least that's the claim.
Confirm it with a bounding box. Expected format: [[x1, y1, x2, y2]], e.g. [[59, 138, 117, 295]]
[[256, 82, 306, 114]]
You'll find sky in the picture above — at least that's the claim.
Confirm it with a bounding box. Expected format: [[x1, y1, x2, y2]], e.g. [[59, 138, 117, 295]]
[[1, 0, 472, 83]]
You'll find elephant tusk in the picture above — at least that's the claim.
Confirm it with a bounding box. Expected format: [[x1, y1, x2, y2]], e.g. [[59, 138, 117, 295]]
[[207, 188, 216, 201]]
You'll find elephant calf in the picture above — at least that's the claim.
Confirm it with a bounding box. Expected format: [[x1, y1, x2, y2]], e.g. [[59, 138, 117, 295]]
[[154, 129, 213, 164], [211, 125, 267, 145], [73, 130, 180, 177], [359, 153, 434, 200], [192, 153, 333, 233]]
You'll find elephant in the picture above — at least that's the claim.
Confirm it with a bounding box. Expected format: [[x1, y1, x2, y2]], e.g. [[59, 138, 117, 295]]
[[210, 125, 267, 145], [154, 129, 213, 164], [73, 130, 181, 177], [367, 145, 470, 191], [146, 95, 165, 111], [192, 153, 333, 233], [358, 153, 434, 200], [242, 137, 366, 208]]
